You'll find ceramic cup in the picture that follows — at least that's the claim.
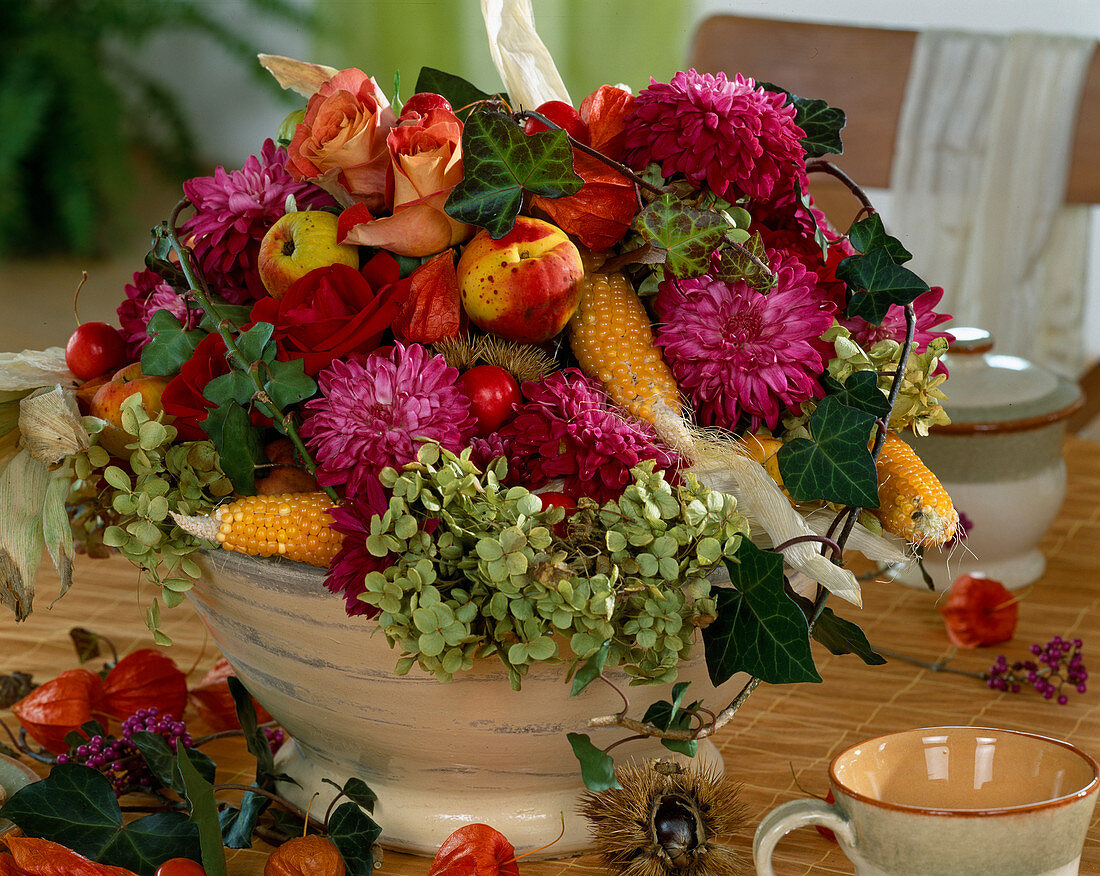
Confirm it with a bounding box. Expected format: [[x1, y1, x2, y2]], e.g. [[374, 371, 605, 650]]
[[754, 726, 1099, 876]]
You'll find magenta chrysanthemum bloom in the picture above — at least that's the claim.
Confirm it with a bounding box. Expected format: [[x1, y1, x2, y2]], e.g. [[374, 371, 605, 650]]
[[324, 478, 391, 618], [181, 139, 336, 304], [499, 368, 681, 504], [654, 250, 837, 431], [301, 342, 477, 499], [623, 69, 807, 203], [116, 269, 201, 359], [840, 286, 953, 354], [469, 432, 512, 472]]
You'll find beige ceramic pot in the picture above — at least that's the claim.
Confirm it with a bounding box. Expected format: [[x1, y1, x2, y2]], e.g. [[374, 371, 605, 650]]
[[890, 327, 1082, 590], [190, 550, 745, 857]]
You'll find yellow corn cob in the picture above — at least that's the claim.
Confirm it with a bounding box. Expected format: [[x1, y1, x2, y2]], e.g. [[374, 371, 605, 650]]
[[873, 432, 957, 546], [567, 263, 680, 424], [214, 492, 342, 566]]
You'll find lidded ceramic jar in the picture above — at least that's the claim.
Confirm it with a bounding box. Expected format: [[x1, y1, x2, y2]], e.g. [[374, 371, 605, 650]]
[[891, 327, 1082, 590]]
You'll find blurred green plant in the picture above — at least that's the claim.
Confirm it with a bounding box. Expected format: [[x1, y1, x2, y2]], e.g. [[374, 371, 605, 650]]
[[0, 0, 316, 257]]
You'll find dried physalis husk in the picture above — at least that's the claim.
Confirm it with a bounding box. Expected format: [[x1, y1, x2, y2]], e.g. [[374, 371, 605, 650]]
[[263, 835, 346, 876], [18, 386, 88, 466], [581, 760, 750, 876], [258, 54, 340, 98]]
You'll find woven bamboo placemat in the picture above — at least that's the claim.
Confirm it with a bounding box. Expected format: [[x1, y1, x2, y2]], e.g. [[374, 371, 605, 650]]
[[3, 438, 1099, 874]]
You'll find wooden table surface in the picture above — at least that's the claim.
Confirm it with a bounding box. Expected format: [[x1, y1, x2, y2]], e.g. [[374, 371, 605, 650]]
[[3, 437, 1100, 875]]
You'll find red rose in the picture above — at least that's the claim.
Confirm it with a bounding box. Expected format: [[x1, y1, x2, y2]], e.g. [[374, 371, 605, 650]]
[[162, 333, 233, 440], [250, 259, 402, 375]]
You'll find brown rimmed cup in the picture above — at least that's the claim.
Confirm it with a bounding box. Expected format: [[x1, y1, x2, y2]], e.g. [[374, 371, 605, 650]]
[[754, 726, 1099, 875]]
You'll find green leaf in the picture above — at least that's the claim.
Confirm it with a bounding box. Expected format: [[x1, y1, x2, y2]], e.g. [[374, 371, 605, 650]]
[[812, 608, 886, 665], [219, 789, 269, 849], [203, 371, 256, 409], [760, 83, 845, 158], [566, 732, 620, 791], [141, 310, 206, 377], [327, 801, 382, 876], [131, 731, 216, 794], [847, 213, 912, 263], [641, 682, 698, 758], [0, 763, 199, 871], [444, 105, 583, 237], [778, 396, 879, 507], [264, 356, 317, 415], [570, 639, 611, 696], [839, 247, 930, 326], [711, 230, 773, 291], [199, 305, 253, 335], [702, 540, 821, 686], [176, 739, 228, 876], [413, 67, 500, 121], [227, 676, 277, 781], [322, 777, 378, 814], [635, 193, 729, 278], [201, 400, 264, 495], [234, 322, 275, 365], [822, 370, 891, 419]]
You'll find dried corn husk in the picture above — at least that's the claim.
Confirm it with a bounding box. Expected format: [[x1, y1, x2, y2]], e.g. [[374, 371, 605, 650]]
[[481, 0, 571, 110], [19, 386, 88, 467]]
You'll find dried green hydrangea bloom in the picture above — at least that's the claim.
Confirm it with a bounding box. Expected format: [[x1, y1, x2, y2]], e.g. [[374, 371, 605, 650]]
[[360, 443, 748, 688]]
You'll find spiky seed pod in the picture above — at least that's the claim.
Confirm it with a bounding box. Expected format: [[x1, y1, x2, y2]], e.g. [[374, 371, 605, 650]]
[[580, 761, 749, 876], [433, 335, 558, 384]]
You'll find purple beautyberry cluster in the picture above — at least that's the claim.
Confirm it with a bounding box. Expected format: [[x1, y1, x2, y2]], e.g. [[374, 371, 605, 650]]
[[56, 708, 193, 795], [986, 637, 1087, 705]]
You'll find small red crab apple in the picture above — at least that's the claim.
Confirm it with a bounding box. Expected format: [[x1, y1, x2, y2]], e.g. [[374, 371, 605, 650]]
[[456, 364, 521, 436]]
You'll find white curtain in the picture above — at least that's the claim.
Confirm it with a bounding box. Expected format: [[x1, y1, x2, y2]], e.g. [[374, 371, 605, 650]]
[[888, 31, 1093, 376]]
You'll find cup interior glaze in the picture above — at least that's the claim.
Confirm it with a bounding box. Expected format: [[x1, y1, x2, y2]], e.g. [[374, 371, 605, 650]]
[[832, 726, 1099, 813]]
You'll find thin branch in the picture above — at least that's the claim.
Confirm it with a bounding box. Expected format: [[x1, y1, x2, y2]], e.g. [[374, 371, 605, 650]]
[[876, 648, 987, 680], [598, 673, 631, 716], [212, 782, 326, 831], [805, 158, 874, 210]]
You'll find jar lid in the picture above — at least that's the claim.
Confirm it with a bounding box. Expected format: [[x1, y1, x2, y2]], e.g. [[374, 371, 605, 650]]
[[932, 328, 1082, 433]]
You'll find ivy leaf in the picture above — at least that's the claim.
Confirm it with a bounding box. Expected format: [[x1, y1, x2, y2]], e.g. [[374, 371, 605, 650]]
[[203, 370, 255, 410], [822, 371, 891, 419], [760, 82, 846, 158], [201, 400, 264, 495], [711, 230, 773, 291], [444, 105, 582, 237], [141, 310, 205, 377], [131, 730, 216, 795], [176, 741, 229, 876], [219, 788, 269, 849], [635, 193, 730, 278], [328, 801, 382, 876], [0, 763, 199, 871], [778, 396, 879, 507], [234, 322, 276, 366], [322, 776, 378, 814], [570, 639, 611, 696], [839, 247, 930, 326], [414, 67, 500, 121], [69, 627, 101, 663], [641, 681, 698, 757], [567, 732, 620, 791], [812, 608, 887, 665], [264, 356, 318, 417], [702, 540, 821, 686], [847, 213, 912, 263]]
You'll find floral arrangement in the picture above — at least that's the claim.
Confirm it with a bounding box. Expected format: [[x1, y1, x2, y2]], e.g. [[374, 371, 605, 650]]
[[1, 20, 958, 789]]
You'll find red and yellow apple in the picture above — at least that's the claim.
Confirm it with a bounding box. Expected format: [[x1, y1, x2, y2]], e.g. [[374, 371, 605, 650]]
[[456, 216, 583, 344], [89, 363, 173, 457], [257, 210, 359, 299]]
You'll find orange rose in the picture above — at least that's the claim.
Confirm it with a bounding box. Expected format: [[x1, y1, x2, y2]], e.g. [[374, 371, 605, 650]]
[[287, 68, 397, 211], [339, 93, 473, 257]]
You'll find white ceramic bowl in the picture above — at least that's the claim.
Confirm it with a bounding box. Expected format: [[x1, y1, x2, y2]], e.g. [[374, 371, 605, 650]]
[[889, 328, 1082, 590], [0, 754, 39, 834]]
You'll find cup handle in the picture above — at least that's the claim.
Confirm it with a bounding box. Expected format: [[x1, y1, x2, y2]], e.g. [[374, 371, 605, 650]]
[[753, 797, 855, 876]]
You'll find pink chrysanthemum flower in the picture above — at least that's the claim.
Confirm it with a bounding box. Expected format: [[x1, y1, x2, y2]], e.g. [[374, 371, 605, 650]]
[[755, 224, 853, 313], [301, 342, 477, 500], [499, 368, 681, 504], [116, 269, 202, 359], [654, 250, 837, 431], [623, 69, 807, 203], [840, 286, 953, 354], [469, 432, 512, 473], [324, 478, 391, 618], [181, 139, 336, 304]]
